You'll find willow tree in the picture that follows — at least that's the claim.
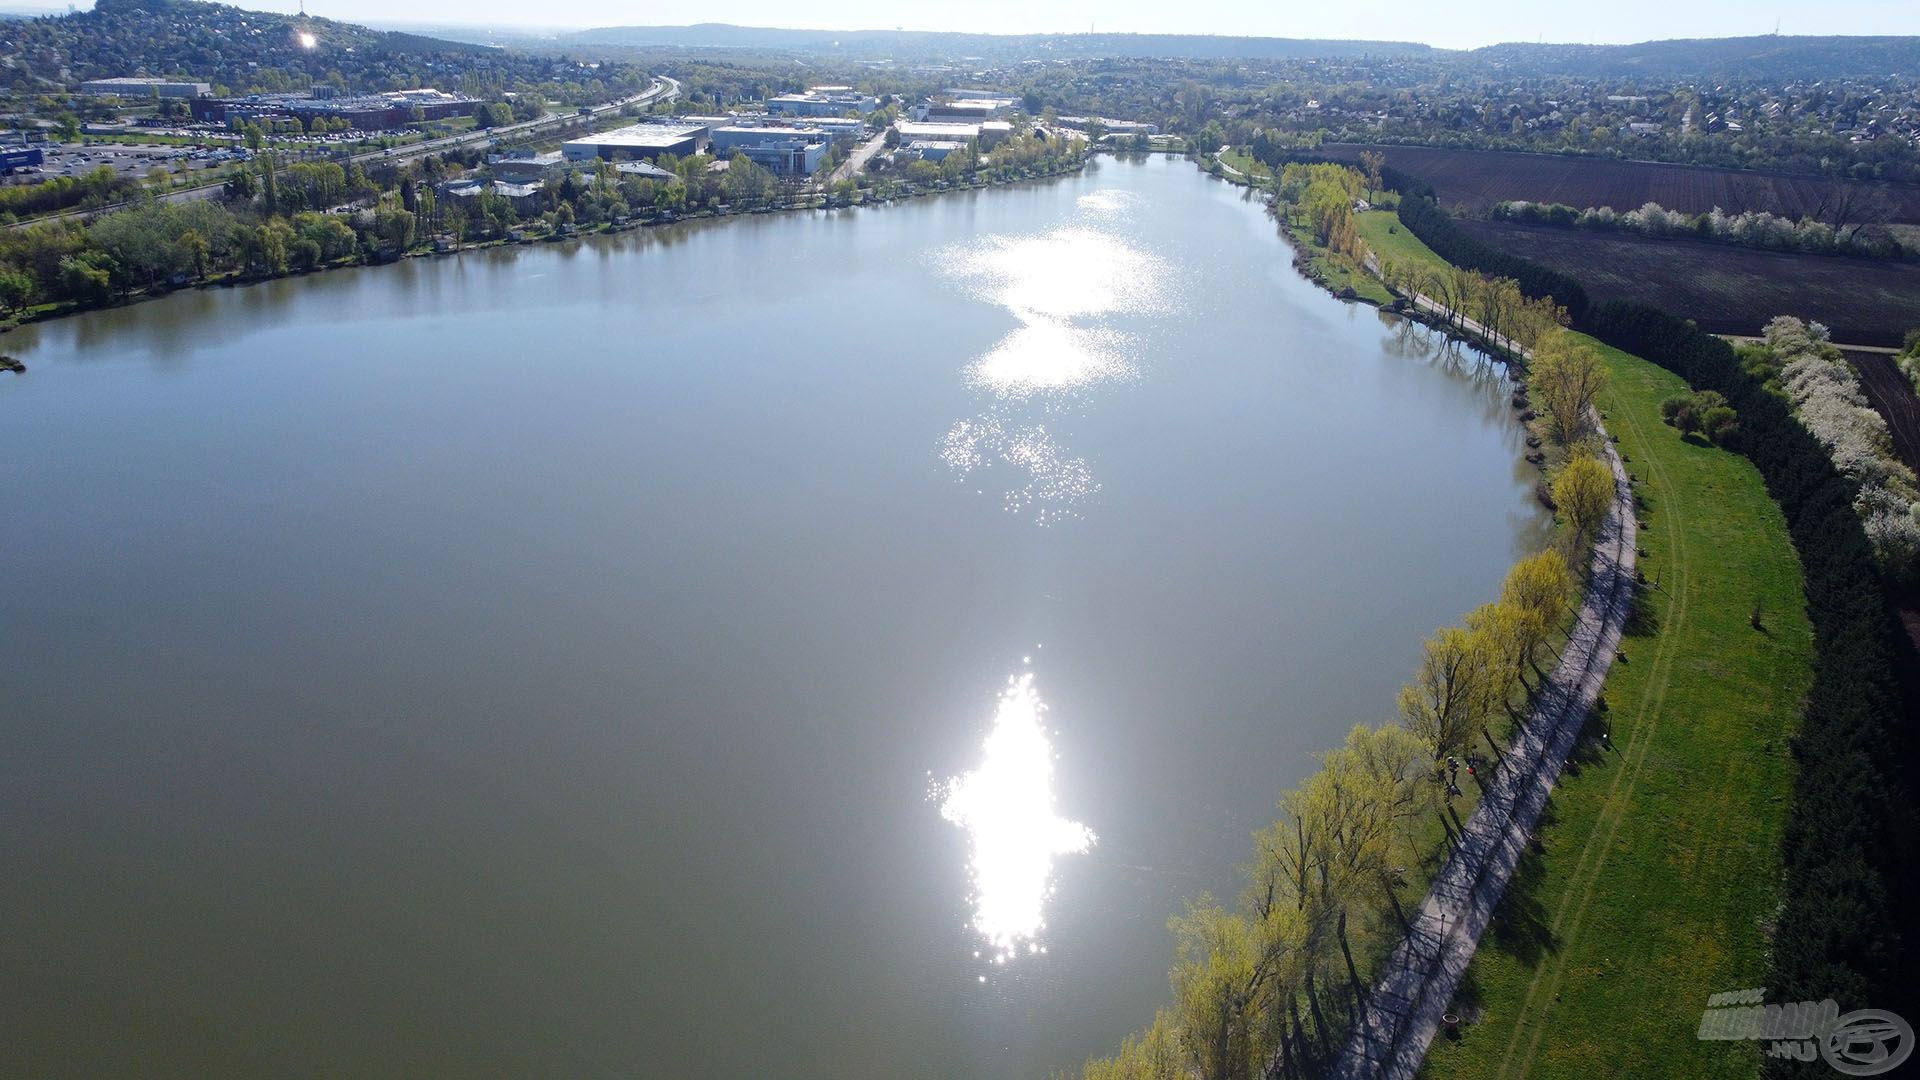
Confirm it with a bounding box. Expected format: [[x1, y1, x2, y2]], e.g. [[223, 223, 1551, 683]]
[[1166, 899, 1270, 1080], [1398, 625, 1496, 764], [1529, 330, 1608, 444], [1466, 600, 1546, 713], [1311, 725, 1431, 988], [1554, 453, 1616, 544]]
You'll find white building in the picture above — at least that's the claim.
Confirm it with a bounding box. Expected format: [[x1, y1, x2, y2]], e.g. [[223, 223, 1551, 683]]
[[905, 140, 965, 162], [769, 87, 878, 116], [562, 123, 710, 163], [81, 77, 211, 98], [894, 120, 1012, 149]]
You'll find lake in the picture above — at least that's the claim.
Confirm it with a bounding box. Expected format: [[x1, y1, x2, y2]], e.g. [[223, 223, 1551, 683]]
[[0, 154, 1549, 1077]]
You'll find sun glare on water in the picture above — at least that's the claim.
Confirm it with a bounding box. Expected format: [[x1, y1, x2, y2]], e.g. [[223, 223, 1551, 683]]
[[940, 673, 1095, 957]]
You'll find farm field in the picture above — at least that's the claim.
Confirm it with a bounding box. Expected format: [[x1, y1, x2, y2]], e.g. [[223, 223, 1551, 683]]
[[1457, 218, 1920, 346], [1846, 351, 1920, 477], [1322, 142, 1920, 221]]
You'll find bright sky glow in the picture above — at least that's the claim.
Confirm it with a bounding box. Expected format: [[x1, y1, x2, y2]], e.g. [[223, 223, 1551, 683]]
[[217, 1, 1919, 51], [940, 673, 1094, 955]]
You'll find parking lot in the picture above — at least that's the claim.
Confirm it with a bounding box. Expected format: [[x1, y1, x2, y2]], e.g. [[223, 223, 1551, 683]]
[[0, 141, 254, 185]]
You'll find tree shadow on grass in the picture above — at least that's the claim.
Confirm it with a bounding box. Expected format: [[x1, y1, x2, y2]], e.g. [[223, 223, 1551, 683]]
[[1484, 799, 1562, 970], [1621, 574, 1662, 639], [1564, 702, 1615, 775], [1447, 963, 1486, 1029]]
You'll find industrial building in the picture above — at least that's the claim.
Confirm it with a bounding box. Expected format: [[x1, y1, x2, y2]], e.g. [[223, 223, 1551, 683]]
[[439, 178, 547, 215], [799, 116, 865, 141], [768, 86, 878, 116], [903, 140, 965, 162], [191, 88, 477, 130], [894, 120, 1012, 149], [0, 146, 44, 173], [709, 126, 829, 177], [614, 160, 674, 180], [562, 122, 710, 163], [1056, 115, 1161, 137], [486, 152, 571, 183], [915, 99, 1012, 124], [81, 77, 212, 98]]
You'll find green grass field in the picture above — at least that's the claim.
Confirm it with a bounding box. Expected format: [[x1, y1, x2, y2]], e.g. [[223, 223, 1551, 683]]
[[1423, 336, 1812, 1080], [1216, 149, 1271, 181], [1344, 207, 1812, 1079], [1354, 208, 1448, 279]]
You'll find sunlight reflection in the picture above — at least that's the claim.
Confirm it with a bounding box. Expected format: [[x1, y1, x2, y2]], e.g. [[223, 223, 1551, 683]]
[[940, 673, 1095, 954], [936, 221, 1171, 522], [940, 417, 1099, 524], [941, 226, 1167, 398]]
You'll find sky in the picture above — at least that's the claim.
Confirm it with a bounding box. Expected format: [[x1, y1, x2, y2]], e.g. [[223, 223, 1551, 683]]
[[74, 0, 1920, 49]]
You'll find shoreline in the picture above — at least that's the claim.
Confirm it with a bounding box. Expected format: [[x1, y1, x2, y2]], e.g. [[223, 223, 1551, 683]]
[[0, 150, 1101, 339]]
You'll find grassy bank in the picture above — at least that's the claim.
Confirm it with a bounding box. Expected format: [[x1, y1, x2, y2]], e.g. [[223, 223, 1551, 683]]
[[1422, 337, 1813, 1079], [1346, 206, 1813, 1078]]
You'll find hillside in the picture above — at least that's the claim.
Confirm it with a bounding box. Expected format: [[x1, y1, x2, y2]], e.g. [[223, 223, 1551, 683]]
[[1472, 35, 1920, 80], [560, 23, 1436, 62], [561, 23, 1920, 83], [0, 0, 530, 95]]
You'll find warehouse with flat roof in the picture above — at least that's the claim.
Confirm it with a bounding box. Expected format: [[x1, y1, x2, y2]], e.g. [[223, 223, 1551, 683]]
[[894, 120, 1012, 149], [81, 77, 212, 98], [562, 123, 710, 163]]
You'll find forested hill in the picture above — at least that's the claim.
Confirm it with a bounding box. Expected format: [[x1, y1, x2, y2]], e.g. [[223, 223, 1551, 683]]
[[560, 23, 1437, 62], [1473, 35, 1920, 80], [0, 0, 525, 95], [564, 23, 1920, 82]]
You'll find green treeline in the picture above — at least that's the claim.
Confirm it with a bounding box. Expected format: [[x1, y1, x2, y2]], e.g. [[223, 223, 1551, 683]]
[[1393, 194, 1592, 326], [1387, 169, 1913, 1036], [1078, 549, 1577, 1080], [0, 128, 1087, 319], [1587, 302, 1914, 1054], [1079, 320, 1613, 1080], [0, 165, 145, 222]]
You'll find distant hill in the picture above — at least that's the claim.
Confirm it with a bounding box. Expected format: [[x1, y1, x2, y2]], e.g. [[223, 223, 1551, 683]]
[[562, 22, 1920, 82], [560, 23, 1436, 62], [1472, 35, 1920, 80], [0, 0, 500, 94]]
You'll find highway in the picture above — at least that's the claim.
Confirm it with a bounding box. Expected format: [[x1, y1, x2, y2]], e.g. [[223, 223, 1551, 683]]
[[9, 75, 680, 229]]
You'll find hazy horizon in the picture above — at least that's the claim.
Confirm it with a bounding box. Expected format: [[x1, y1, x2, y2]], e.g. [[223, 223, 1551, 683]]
[[25, 0, 1919, 51]]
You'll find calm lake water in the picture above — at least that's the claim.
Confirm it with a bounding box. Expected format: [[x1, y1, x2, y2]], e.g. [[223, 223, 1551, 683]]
[[0, 155, 1548, 1077]]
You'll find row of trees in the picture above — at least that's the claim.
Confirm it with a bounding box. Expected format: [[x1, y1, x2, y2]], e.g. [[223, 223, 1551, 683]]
[[1081, 550, 1577, 1080], [1754, 317, 1920, 584], [1584, 300, 1914, 1072], [1492, 199, 1915, 261], [1394, 192, 1592, 325], [0, 164, 143, 222], [0, 120, 1089, 318], [1371, 159, 1913, 1065], [1378, 259, 1571, 359]]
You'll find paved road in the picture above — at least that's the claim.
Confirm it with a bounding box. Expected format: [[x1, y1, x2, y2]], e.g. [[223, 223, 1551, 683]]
[[829, 128, 888, 183], [10, 76, 679, 229], [1327, 304, 1639, 1080]]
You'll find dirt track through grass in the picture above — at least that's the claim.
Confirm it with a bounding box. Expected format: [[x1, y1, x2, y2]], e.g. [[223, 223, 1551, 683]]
[[1422, 340, 1812, 1080]]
